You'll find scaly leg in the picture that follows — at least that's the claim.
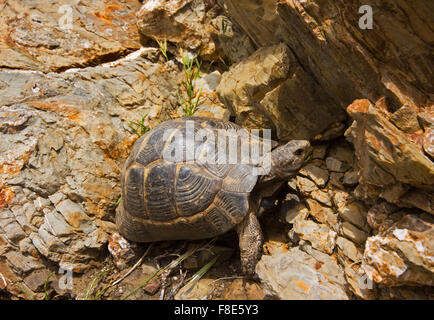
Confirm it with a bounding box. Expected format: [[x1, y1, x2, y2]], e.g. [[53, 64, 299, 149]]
[[236, 212, 263, 277]]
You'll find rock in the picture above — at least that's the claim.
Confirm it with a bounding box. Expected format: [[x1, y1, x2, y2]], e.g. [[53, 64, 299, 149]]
[[306, 199, 338, 231], [293, 176, 318, 195], [143, 277, 161, 296], [336, 237, 363, 262], [23, 269, 52, 292], [347, 99, 434, 189], [310, 190, 332, 207], [298, 164, 329, 188], [328, 172, 345, 189], [108, 232, 141, 270], [293, 220, 337, 255], [313, 122, 346, 141], [340, 222, 368, 245], [175, 278, 214, 300], [136, 0, 221, 60], [325, 157, 349, 173], [343, 263, 377, 300], [366, 202, 401, 234], [363, 214, 434, 287], [417, 108, 434, 130], [282, 198, 309, 225], [256, 246, 349, 300], [0, 46, 181, 296], [216, 43, 346, 141], [335, 198, 370, 232], [390, 104, 421, 134], [0, 0, 142, 72], [343, 171, 359, 187], [423, 128, 434, 159], [221, 0, 432, 111], [0, 187, 15, 210], [398, 189, 434, 215]]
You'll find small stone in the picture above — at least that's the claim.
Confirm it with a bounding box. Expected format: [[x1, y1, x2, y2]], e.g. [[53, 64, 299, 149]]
[[329, 172, 345, 188], [54, 199, 93, 232], [293, 220, 337, 254], [344, 264, 377, 299], [43, 211, 74, 237], [295, 176, 317, 194], [417, 109, 434, 130], [23, 269, 52, 292], [340, 222, 368, 245], [337, 201, 369, 232], [343, 170, 359, 186], [336, 237, 363, 262], [298, 164, 329, 188], [306, 199, 339, 231], [33, 197, 51, 211], [310, 189, 332, 206], [143, 277, 161, 295], [5, 251, 42, 273], [326, 157, 349, 172], [108, 232, 140, 270], [390, 104, 421, 134], [221, 279, 266, 300], [48, 192, 66, 206]]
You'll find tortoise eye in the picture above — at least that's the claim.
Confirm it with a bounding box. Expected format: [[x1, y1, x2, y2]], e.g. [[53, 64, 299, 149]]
[[294, 148, 303, 156]]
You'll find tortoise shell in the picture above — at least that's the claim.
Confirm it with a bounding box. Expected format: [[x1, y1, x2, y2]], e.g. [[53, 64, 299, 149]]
[[116, 117, 268, 242]]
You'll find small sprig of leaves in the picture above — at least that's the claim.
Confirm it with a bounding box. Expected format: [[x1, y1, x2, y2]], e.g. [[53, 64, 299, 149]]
[[129, 113, 150, 137], [178, 49, 204, 117], [221, 19, 228, 34], [156, 38, 169, 62]]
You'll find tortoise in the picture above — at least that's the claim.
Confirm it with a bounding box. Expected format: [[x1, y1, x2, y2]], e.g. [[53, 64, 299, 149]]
[[116, 117, 312, 275]]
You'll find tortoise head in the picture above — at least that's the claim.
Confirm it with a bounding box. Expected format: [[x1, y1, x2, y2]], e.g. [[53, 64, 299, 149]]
[[270, 140, 312, 179]]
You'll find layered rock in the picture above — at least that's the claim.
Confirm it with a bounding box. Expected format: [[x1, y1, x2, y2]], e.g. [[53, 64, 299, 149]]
[[216, 43, 346, 141], [0, 0, 142, 72], [219, 0, 433, 111], [0, 48, 182, 298], [136, 0, 255, 62]]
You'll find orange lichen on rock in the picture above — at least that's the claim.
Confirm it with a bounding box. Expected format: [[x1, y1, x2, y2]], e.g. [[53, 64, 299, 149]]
[[0, 187, 15, 209], [29, 100, 81, 121]]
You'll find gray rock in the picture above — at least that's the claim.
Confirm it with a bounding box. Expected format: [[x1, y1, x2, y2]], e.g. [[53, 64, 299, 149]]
[[256, 246, 349, 300], [326, 157, 349, 173]]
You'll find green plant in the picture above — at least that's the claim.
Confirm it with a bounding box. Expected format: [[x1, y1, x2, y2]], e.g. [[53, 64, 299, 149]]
[[44, 272, 54, 300], [17, 283, 34, 300], [221, 19, 228, 34], [121, 244, 199, 300], [156, 38, 169, 61], [114, 196, 122, 209], [129, 113, 150, 137], [178, 254, 219, 298], [178, 49, 204, 117], [84, 268, 113, 300]]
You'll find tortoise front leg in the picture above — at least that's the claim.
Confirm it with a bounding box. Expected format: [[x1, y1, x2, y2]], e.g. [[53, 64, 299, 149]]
[[236, 212, 263, 277]]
